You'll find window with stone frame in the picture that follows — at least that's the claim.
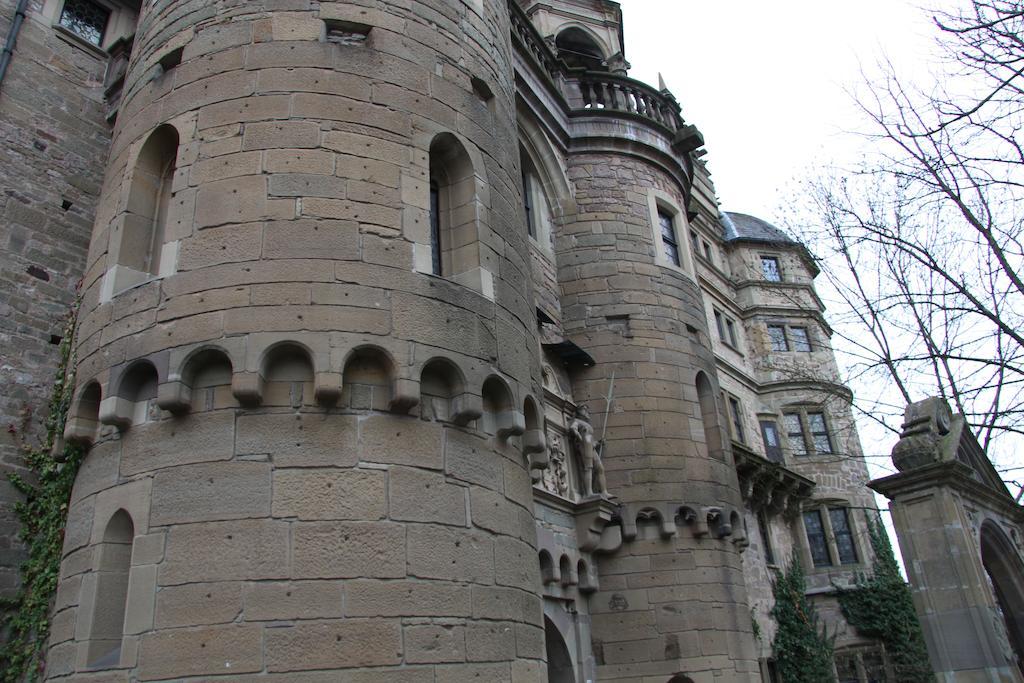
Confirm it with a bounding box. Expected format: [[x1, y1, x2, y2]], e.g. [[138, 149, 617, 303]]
[[782, 409, 833, 457], [803, 509, 831, 567], [835, 646, 893, 683], [658, 209, 681, 267], [767, 324, 789, 351], [59, 0, 111, 45], [783, 412, 807, 456], [760, 255, 782, 281], [803, 503, 864, 570], [522, 168, 535, 238], [789, 325, 812, 352], [829, 507, 859, 564], [760, 419, 783, 463], [726, 395, 745, 443]]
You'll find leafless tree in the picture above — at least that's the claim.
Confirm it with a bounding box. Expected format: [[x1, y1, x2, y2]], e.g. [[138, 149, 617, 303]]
[[787, 0, 1024, 490]]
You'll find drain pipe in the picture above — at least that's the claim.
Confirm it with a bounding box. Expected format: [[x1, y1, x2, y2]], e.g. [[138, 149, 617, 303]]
[[0, 0, 30, 91]]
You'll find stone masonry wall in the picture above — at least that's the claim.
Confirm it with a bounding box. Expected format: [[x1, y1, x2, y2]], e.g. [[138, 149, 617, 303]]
[[556, 152, 760, 682], [47, 0, 552, 679], [0, 0, 111, 600]]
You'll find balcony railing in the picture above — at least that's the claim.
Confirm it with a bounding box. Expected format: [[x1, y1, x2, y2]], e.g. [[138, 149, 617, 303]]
[[569, 71, 682, 132], [509, 0, 687, 137]]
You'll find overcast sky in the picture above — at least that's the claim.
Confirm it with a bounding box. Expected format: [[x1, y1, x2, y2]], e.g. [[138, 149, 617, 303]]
[[617, 0, 936, 222]]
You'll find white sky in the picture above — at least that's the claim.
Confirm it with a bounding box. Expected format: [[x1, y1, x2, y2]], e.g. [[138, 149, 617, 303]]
[[618, 0, 936, 220]]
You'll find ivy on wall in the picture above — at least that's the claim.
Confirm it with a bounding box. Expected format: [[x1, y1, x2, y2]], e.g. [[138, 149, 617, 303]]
[[0, 305, 83, 683], [836, 517, 933, 682], [771, 558, 837, 682]]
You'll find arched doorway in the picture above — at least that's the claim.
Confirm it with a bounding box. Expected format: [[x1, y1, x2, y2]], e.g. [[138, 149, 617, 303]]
[[980, 521, 1024, 675], [545, 616, 576, 683]]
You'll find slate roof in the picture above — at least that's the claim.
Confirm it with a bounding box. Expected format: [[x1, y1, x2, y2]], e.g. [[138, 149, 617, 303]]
[[721, 212, 796, 245]]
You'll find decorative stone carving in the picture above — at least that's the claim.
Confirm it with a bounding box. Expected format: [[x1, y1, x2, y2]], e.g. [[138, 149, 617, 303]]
[[540, 432, 571, 497], [891, 397, 953, 472]]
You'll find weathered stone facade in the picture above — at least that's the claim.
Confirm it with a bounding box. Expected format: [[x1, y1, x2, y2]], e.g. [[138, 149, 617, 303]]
[[0, 0, 901, 681]]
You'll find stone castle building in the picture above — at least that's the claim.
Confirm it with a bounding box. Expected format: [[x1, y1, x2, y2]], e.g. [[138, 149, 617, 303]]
[[0, 0, 1018, 681]]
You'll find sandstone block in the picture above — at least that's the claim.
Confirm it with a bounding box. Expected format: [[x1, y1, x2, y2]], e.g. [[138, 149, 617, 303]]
[[407, 524, 493, 584], [262, 218, 359, 260], [236, 413, 358, 467], [465, 620, 515, 662], [159, 519, 290, 585], [493, 537, 539, 592], [190, 150, 262, 185], [178, 222, 263, 269], [120, 411, 234, 477], [445, 428, 503, 491], [138, 625, 263, 680], [273, 467, 386, 520], [151, 461, 272, 525], [264, 620, 402, 672], [198, 94, 290, 129], [434, 663, 512, 683], [292, 521, 405, 579], [265, 148, 335, 175], [243, 580, 343, 621], [404, 623, 466, 664], [154, 581, 244, 629], [243, 120, 321, 150], [345, 579, 471, 617], [389, 467, 466, 526], [359, 415, 443, 469]]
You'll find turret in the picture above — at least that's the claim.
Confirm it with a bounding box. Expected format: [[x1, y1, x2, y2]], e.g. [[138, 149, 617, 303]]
[[47, 1, 548, 679]]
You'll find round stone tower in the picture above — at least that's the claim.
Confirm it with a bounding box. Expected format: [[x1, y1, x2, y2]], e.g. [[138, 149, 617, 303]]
[[47, 1, 548, 680]]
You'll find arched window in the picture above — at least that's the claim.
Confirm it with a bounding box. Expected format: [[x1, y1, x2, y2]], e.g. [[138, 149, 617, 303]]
[[428, 133, 483, 286], [120, 361, 159, 426], [66, 381, 101, 444], [555, 27, 605, 70], [695, 371, 725, 461], [420, 358, 462, 422], [117, 125, 179, 283], [544, 616, 576, 683], [86, 509, 135, 667], [182, 348, 234, 412], [519, 146, 555, 250]]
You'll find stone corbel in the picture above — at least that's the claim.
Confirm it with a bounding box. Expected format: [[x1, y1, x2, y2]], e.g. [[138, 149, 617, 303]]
[[659, 504, 678, 539], [450, 393, 482, 426], [232, 372, 264, 407], [156, 380, 192, 414], [620, 504, 638, 541], [523, 429, 549, 474], [495, 409, 526, 442], [314, 372, 343, 406], [575, 496, 621, 553], [98, 396, 134, 430], [389, 377, 420, 414], [63, 416, 98, 445]]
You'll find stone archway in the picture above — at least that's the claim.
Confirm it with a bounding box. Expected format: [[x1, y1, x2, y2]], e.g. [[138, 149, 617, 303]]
[[545, 616, 576, 683], [981, 521, 1024, 676]]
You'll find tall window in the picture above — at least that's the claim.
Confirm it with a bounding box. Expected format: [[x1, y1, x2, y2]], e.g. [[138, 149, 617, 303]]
[[429, 180, 442, 275], [829, 507, 859, 564], [761, 255, 782, 281], [659, 210, 680, 266], [428, 133, 481, 285], [522, 169, 535, 238], [808, 411, 833, 454], [727, 396, 745, 443], [803, 509, 831, 567], [768, 324, 814, 352], [87, 510, 135, 666], [783, 412, 807, 456], [760, 420, 783, 463], [116, 124, 179, 286], [758, 510, 775, 565], [59, 0, 111, 45], [715, 309, 739, 347], [725, 318, 738, 347]]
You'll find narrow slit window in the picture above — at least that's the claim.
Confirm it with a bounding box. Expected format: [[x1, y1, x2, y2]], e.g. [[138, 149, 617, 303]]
[[429, 180, 442, 275], [758, 510, 775, 565], [725, 318, 738, 348], [522, 170, 535, 238], [714, 310, 726, 342], [658, 210, 680, 267]]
